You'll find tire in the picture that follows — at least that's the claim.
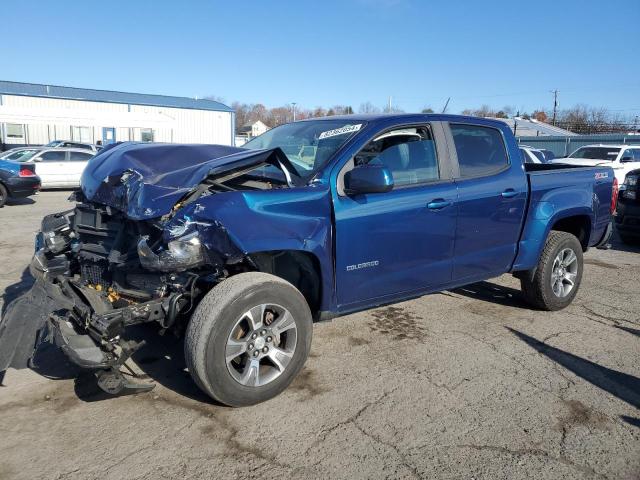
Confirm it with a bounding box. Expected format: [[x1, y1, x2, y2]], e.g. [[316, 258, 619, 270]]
[[0, 184, 7, 208], [520, 231, 584, 311], [185, 272, 313, 407]]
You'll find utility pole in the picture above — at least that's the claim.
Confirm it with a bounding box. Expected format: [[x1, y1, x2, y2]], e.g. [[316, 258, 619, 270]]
[[442, 97, 451, 114], [291, 102, 297, 122], [387, 96, 392, 113], [551, 89, 559, 126]]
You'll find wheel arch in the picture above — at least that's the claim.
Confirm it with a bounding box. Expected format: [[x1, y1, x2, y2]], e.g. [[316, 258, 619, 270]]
[[248, 250, 323, 319], [551, 214, 592, 251]]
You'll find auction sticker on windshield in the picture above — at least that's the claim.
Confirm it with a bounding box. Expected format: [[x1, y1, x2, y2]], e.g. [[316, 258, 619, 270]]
[[319, 124, 362, 140]]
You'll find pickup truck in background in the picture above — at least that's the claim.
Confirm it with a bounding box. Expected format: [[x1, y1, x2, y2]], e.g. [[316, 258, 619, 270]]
[[0, 114, 616, 406], [553, 144, 640, 187]]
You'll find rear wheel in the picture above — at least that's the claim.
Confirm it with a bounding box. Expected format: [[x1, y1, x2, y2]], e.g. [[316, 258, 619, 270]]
[[0, 184, 8, 208], [520, 231, 583, 311], [185, 272, 312, 407]]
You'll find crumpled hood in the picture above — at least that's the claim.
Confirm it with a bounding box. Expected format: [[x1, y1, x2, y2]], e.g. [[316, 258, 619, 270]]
[[81, 142, 297, 220]]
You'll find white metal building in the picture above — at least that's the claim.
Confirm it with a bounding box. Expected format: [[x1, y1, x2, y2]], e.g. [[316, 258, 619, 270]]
[[0, 80, 235, 150]]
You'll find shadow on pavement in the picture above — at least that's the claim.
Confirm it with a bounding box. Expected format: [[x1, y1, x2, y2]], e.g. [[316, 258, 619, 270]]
[[608, 230, 640, 254], [507, 327, 640, 410], [614, 325, 640, 338], [27, 320, 215, 405], [1, 267, 34, 317], [5, 197, 36, 206], [452, 281, 531, 310], [620, 416, 640, 428]]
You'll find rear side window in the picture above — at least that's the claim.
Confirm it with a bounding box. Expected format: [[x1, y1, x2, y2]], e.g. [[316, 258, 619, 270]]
[[69, 151, 93, 161], [39, 151, 67, 162], [450, 124, 509, 177]]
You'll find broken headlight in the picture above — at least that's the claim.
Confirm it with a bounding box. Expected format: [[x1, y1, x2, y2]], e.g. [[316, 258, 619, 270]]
[[137, 232, 207, 272]]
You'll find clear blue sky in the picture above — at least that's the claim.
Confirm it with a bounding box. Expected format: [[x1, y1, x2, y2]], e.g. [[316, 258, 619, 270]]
[[2, 0, 639, 116]]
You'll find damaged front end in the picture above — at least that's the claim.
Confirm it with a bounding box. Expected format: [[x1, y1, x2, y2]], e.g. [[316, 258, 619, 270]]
[[0, 142, 299, 394]]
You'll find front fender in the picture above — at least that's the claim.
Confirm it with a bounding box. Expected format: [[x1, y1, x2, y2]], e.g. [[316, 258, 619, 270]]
[[167, 185, 336, 311]]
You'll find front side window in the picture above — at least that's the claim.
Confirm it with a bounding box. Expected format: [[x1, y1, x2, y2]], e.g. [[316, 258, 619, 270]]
[[38, 151, 67, 162], [6, 124, 25, 138], [355, 126, 439, 186], [450, 124, 509, 178], [569, 147, 621, 161], [242, 120, 365, 180]]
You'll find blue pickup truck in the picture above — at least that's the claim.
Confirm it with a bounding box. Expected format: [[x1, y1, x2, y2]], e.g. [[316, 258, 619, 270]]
[[0, 114, 615, 406]]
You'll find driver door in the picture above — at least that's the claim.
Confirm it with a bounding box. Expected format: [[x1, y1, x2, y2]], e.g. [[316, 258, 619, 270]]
[[332, 123, 458, 310]]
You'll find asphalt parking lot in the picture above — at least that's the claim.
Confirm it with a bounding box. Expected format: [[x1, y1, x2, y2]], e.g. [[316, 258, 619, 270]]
[[0, 191, 639, 480]]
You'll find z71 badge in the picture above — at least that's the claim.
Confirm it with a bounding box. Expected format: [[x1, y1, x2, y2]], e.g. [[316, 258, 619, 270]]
[[594, 172, 609, 180]]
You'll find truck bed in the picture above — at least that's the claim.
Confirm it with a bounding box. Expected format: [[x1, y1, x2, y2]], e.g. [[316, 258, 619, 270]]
[[511, 162, 614, 272]]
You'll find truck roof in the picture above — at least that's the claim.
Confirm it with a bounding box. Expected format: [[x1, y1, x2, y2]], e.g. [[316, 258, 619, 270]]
[[297, 113, 509, 128]]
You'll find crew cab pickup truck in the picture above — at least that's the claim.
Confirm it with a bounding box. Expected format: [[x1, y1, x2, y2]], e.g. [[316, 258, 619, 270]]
[[0, 114, 616, 406]]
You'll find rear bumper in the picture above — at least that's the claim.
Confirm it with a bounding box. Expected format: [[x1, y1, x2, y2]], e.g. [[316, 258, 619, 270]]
[[5, 176, 41, 198]]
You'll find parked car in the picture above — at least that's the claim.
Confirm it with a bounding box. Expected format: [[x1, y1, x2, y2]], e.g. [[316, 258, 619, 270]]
[[539, 149, 556, 161], [8, 147, 94, 188], [553, 144, 640, 187], [44, 140, 101, 152], [0, 158, 41, 207], [519, 145, 546, 164], [0, 114, 616, 406], [615, 168, 640, 244], [0, 147, 32, 160]]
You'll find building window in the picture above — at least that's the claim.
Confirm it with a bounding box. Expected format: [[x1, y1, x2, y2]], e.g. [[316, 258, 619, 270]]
[[141, 128, 154, 142], [71, 126, 92, 143], [6, 123, 25, 138]]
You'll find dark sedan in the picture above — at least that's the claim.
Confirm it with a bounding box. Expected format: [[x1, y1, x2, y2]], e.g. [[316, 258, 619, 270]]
[[0, 159, 41, 207], [615, 168, 640, 244]]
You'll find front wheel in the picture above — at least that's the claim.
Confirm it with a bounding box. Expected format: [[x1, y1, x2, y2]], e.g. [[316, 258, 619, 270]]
[[520, 231, 584, 311], [185, 272, 312, 407]]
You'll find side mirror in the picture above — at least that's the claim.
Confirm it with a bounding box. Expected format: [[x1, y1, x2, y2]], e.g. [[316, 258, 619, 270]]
[[621, 156, 634, 163], [344, 164, 394, 195]]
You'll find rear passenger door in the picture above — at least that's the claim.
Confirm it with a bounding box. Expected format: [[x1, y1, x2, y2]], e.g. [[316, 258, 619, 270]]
[[33, 150, 67, 188], [446, 123, 527, 281]]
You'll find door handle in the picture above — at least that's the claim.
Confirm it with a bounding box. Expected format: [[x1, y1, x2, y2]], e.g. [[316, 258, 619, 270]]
[[501, 189, 518, 198], [427, 199, 452, 210]]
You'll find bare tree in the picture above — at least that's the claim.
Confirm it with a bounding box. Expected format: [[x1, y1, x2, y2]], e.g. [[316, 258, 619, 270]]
[[359, 102, 380, 114]]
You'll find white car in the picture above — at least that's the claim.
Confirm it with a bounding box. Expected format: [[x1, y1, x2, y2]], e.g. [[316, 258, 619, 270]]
[[519, 145, 546, 164], [552, 144, 640, 187], [12, 148, 94, 188]]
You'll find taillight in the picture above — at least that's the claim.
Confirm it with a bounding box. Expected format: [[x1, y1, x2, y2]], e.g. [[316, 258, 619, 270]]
[[19, 167, 36, 177], [611, 177, 619, 214]]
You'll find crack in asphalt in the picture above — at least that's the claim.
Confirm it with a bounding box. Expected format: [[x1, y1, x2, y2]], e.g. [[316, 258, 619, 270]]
[[454, 443, 609, 479], [303, 385, 424, 477]]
